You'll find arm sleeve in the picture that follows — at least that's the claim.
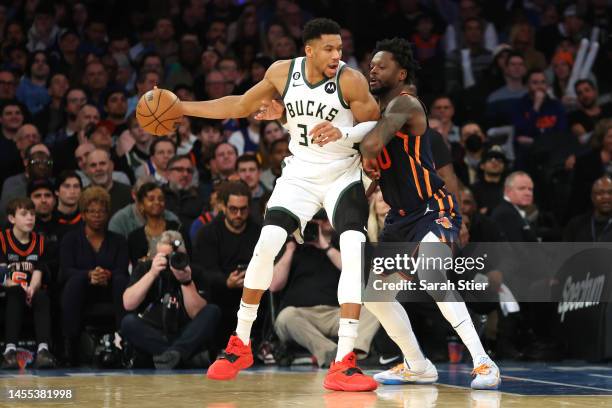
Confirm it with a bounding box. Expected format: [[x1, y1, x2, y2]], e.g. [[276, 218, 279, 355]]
[[337, 121, 378, 143]]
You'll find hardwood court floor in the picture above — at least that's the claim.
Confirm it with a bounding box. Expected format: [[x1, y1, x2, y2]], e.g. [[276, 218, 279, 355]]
[[1, 363, 611, 407]]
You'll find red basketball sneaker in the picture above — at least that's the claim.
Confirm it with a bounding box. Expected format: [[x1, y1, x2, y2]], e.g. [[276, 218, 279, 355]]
[[323, 352, 378, 392], [206, 334, 253, 380]]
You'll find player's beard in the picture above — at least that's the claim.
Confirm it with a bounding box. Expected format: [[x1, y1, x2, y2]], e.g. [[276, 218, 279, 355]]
[[370, 84, 391, 96]]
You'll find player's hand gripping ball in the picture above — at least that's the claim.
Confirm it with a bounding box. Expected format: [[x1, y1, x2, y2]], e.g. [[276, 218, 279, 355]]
[[136, 86, 183, 136]]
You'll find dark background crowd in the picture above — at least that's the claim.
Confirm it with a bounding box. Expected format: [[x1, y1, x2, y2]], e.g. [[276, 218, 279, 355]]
[[0, 0, 611, 370]]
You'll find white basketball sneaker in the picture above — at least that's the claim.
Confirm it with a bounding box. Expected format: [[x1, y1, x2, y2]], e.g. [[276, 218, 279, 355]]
[[374, 359, 438, 385], [470, 356, 501, 390]]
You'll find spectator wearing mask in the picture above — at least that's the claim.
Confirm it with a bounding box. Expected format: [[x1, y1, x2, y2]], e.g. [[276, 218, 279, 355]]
[[193, 181, 260, 349], [236, 154, 269, 223], [564, 176, 612, 242], [59, 187, 129, 365], [163, 155, 206, 228], [84, 149, 132, 217], [270, 212, 379, 367], [0, 197, 56, 369], [121, 231, 220, 369], [454, 122, 487, 186], [471, 146, 508, 215]]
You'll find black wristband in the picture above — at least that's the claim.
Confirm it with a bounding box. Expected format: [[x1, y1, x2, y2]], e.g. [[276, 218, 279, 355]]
[[180, 279, 192, 286], [323, 245, 333, 253]]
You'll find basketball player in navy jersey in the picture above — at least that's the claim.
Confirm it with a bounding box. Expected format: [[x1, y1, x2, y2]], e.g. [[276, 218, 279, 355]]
[[359, 38, 501, 390]]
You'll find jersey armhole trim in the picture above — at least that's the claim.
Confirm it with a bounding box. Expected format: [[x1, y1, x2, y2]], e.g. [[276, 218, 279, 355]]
[[281, 59, 296, 99], [302, 58, 328, 89], [337, 65, 350, 109]]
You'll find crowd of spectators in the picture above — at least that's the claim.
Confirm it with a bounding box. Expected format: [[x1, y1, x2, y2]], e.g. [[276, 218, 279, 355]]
[[0, 0, 611, 369]]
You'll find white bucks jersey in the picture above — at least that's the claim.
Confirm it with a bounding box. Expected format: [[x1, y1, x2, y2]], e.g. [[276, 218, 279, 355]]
[[282, 57, 356, 164]]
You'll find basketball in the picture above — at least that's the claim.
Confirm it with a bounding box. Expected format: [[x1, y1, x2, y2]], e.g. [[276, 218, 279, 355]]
[[135, 87, 183, 136]]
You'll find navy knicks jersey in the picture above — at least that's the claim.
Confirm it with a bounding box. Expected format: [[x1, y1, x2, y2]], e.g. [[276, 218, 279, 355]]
[[0, 228, 46, 288], [377, 93, 457, 216]]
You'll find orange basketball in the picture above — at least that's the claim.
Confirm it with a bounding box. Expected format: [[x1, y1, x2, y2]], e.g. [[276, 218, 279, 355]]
[[136, 87, 183, 136]]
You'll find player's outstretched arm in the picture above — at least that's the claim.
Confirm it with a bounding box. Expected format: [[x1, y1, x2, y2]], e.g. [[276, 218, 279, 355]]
[[340, 67, 380, 123], [181, 60, 290, 119], [360, 94, 426, 160]]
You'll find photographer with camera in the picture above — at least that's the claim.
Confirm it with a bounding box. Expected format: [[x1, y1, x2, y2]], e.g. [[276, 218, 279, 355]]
[[269, 211, 379, 367], [122, 230, 220, 369]]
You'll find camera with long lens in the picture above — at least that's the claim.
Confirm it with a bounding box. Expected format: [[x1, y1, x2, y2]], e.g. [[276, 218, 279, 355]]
[[166, 239, 189, 270]]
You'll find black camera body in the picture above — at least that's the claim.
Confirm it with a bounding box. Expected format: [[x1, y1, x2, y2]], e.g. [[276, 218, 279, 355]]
[[166, 239, 189, 270]]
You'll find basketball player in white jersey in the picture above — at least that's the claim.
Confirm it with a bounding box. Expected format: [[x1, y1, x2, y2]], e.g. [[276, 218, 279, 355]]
[[179, 18, 380, 391]]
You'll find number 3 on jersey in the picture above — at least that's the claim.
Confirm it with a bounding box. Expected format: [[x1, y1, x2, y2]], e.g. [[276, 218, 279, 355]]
[[297, 124, 308, 146]]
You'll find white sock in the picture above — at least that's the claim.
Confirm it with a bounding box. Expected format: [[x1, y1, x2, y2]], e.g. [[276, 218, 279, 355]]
[[37, 343, 48, 352], [236, 300, 259, 345], [436, 302, 487, 362], [336, 318, 358, 362], [4, 343, 16, 353], [364, 301, 427, 370]]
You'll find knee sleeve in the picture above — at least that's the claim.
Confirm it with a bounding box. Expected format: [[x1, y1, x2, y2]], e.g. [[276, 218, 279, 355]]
[[337, 230, 366, 304], [332, 182, 368, 235], [244, 225, 287, 290], [263, 208, 300, 235], [417, 232, 461, 302]]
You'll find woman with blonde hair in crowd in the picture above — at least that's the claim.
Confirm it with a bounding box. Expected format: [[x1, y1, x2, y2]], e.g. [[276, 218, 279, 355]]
[[367, 187, 390, 243]]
